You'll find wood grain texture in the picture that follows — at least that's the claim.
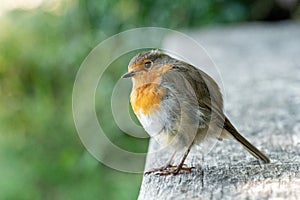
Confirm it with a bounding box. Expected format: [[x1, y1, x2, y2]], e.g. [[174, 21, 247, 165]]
[[138, 22, 300, 200]]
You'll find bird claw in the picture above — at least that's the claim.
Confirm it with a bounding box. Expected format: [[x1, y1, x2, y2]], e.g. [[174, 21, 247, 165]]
[[144, 165, 194, 176]]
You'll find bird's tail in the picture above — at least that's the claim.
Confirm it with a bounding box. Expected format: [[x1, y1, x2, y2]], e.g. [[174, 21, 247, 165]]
[[223, 117, 270, 163]]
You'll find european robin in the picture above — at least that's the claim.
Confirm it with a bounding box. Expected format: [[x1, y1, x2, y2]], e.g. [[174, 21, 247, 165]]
[[122, 50, 270, 175]]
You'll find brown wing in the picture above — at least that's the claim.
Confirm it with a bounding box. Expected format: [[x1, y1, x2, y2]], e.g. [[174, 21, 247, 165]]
[[168, 61, 225, 125], [164, 62, 270, 163]]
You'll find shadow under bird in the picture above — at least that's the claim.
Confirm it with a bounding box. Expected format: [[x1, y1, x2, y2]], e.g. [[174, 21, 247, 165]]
[[122, 50, 270, 175]]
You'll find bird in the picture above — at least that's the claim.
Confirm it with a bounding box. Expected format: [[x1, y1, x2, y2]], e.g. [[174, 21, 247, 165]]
[[122, 49, 270, 175]]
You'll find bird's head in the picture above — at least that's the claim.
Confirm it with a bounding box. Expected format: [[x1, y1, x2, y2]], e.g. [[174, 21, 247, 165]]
[[122, 50, 173, 88]]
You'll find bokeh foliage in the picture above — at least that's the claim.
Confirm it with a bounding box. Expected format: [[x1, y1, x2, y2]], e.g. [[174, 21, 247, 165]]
[[0, 0, 299, 199]]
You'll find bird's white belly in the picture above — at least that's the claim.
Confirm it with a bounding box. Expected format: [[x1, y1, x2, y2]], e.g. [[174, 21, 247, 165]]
[[137, 110, 164, 138], [137, 110, 184, 149]]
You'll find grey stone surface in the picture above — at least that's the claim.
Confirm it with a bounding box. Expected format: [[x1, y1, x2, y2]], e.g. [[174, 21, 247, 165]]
[[138, 22, 300, 200]]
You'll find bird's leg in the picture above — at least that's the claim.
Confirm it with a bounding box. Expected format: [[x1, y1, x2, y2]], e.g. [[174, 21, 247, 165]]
[[144, 151, 177, 175], [157, 141, 195, 176]]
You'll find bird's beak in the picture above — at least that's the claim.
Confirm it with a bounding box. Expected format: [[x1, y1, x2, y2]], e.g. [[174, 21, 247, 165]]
[[122, 71, 135, 78]]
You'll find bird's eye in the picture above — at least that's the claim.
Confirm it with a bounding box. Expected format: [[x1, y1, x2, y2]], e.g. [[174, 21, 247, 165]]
[[144, 61, 152, 69]]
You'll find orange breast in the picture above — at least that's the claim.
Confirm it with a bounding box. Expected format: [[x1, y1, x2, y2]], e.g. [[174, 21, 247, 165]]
[[130, 83, 166, 116]]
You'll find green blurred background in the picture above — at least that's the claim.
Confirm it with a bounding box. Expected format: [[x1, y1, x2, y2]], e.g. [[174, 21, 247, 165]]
[[0, 0, 299, 199]]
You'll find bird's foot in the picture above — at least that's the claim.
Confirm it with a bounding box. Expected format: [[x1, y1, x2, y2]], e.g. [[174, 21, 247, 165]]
[[145, 164, 194, 176]]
